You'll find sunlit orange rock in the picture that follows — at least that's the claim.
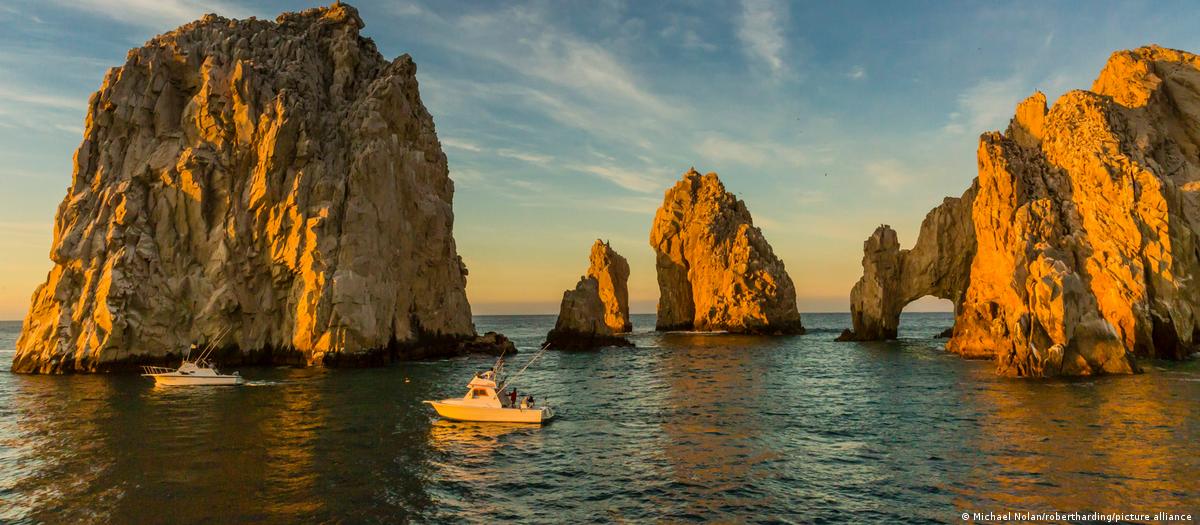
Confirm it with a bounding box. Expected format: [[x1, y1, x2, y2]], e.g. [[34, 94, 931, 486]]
[[650, 169, 804, 334], [13, 3, 496, 373], [545, 240, 633, 349], [845, 45, 1200, 377]]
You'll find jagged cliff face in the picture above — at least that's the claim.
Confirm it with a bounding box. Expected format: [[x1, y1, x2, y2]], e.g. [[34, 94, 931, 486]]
[[14, 4, 477, 372], [650, 169, 804, 334], [545, 240, 632, 348], [586, 240, 632, 333], [846, 46, 1200, 377]]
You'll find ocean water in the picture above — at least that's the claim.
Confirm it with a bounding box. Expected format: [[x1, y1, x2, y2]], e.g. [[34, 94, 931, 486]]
[[0, 313, 1196, 524]]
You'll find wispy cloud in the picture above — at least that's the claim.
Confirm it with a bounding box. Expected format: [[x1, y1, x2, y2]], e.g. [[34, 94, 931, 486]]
[[943, 74, 1026, 135], [394, 4, 685, 160], [0, 83, 86, 112], [696, 135, 806, 169], [794, 189, 828, 205], [660, 14, 717, 52], [53, 124, 84, 136], [864, 160, 911, 191], [397, 4, 675, 120], [496, 148, 553, 164], [442, 137, 551, 165], [737, 0, 788, 77], [509, 188, 661, 216], [570, 164, 664, 193], [441, 137, 483, 152], [507, 178, 547, 192], [450, 167, 487, 183], [46, 0, 255, 30], [848, 65, 866, 80], [0, 78, 88, 132]]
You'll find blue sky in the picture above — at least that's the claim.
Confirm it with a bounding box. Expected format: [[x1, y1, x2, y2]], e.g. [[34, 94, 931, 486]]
[[1, 0, 1197, 318]]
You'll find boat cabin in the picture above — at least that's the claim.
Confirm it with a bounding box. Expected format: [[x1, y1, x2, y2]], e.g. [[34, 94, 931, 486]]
[[463, 371, 506, 408]]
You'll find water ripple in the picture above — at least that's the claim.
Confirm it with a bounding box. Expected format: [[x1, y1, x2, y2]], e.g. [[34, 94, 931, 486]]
[[0, 315, 1196, 522]]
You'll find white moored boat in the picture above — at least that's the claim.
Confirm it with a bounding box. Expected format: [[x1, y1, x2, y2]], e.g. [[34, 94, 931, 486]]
[[141, 361, 245, 386], [142, 331, 245, 386], [425, 345, 555, 424]]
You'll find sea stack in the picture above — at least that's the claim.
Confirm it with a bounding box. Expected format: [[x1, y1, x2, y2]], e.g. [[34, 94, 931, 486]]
[[649, 168, 803, 334], [843, 45, 1200, 377], [14, 3, 505, 373], [545, 240, 633, 349]]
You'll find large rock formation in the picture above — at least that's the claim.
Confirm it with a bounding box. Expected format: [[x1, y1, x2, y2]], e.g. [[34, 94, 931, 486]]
[[650, 169, 804, 334], [14, 3, 497, 373], [545, 240, 633, 349], [844, 45, 1200, 377]]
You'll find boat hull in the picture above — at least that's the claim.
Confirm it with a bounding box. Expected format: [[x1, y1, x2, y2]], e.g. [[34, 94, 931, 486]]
[[424, 401, 553, 423], [145, 374, 245, 386]]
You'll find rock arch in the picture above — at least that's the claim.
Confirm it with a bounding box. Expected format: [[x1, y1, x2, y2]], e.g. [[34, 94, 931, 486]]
[[839, 189, 976, 341]]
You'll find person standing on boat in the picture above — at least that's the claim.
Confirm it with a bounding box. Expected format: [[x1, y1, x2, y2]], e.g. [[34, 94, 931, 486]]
[[508, 388, 518, 407]]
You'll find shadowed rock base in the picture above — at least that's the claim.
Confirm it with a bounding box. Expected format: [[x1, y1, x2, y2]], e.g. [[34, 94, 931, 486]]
[[835, 329, 864, 342], [544, 329, 633, 350], [11, 332, 517, 373]]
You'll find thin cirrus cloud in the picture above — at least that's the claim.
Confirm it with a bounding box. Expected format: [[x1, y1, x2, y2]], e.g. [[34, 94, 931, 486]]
[[737, 0, 788, 77], [440, 137, 483, 153], [0, 80, 89, 133], [393, 3, 677, 122], [570, 164, 665, 194], [696, 135, 807, 170], [864, 160, 912, 192], [942, 74, 1028, 136], [440, 138, 552, 164], [496, 149, 554, 164], [46, 0, 255, 29]]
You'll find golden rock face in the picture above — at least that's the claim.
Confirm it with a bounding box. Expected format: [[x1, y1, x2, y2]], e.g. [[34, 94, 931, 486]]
[[847, 45, 1200, 377], [14, 4, 476, 373], [586, 239, 632, 333], [547, 240, 632, 345], [649, 169, 804, 334]]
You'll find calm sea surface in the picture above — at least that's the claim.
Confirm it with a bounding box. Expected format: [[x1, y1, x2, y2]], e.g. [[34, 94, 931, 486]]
[[0, 314, 1196, 524]]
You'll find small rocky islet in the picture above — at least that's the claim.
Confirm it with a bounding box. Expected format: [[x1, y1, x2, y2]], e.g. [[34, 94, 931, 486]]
[[10, 2, 1200, 379], [544, 239, 634, 349]]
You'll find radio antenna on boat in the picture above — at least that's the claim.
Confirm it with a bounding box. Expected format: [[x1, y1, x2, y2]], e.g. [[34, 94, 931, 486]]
[[498, 341, 551, 392], [194, 326, 232, 362]]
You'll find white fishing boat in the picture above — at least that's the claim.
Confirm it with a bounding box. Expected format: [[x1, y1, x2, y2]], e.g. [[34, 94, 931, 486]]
[[424, 344, 555, 424], [141, 330, 244, 386]]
